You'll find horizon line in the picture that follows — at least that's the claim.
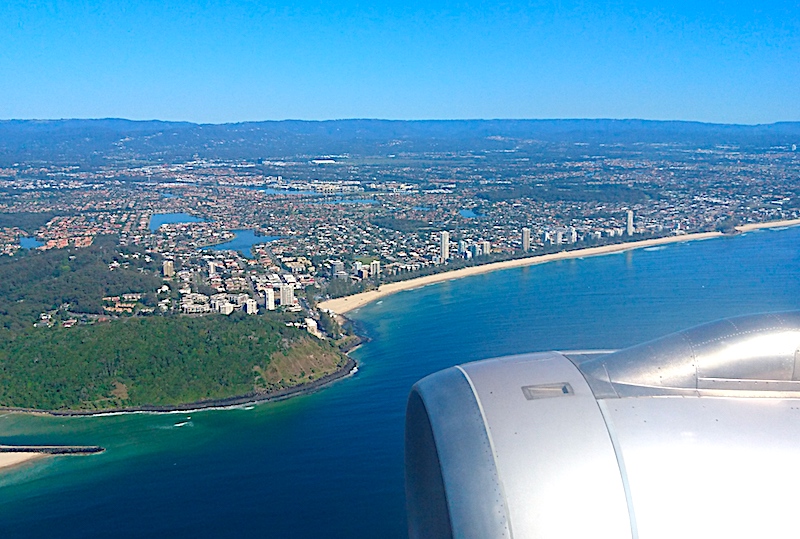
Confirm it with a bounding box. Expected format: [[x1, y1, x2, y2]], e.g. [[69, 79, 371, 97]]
[[2, 117, 799, 128]]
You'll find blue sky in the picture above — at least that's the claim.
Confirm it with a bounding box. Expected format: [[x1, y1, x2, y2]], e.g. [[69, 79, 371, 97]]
[[0, 1, 798, 123]]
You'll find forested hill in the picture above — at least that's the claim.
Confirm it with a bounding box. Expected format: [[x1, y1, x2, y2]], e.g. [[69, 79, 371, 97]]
[[0, 314, 349, 411], [1, 119, 799, 164]]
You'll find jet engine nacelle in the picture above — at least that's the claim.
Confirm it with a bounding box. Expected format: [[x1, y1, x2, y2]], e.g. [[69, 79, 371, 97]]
[[405, 312, 800, 539]]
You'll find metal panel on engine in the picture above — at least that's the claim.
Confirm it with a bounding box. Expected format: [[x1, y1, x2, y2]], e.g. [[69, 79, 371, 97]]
[[602, 396, 800, 539], [460, 352, 632, 539]]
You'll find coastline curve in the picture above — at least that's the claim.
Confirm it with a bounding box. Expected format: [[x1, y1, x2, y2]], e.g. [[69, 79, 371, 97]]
[[0, 358, 357, 417], [319, 219, 800, 316]]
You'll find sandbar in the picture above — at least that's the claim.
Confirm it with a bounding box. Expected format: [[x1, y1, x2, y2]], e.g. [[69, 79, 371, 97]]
[[0, 452, 42, 471], [319, 218, 800, 315]]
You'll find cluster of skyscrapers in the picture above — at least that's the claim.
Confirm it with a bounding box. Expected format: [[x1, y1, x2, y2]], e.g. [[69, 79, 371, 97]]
[[330, 258, 381, 280], [439, 231, 491, 263], [262, 285, 294, 311], [438, 211, 636, 263]]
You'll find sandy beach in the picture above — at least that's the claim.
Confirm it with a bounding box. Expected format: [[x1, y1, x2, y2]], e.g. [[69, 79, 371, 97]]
[[736, 218, 800, 232], [319, 218, 800, 315], [0, 452, 42, 471]]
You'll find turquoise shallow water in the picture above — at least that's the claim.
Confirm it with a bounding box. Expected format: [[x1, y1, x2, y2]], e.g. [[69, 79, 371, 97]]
[[1, 227, 800, 538]]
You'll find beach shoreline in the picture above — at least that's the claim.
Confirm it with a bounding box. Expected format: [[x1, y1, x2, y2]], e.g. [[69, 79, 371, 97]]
[[0, 452, 43, 472], [318, 218, 800, 315]]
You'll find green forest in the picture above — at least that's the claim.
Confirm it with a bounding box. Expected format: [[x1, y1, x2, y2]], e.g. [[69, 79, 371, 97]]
[[0, 314, 348, 410]]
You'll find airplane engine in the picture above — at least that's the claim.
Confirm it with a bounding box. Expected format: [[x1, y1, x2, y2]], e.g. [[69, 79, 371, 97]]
[[405, 311, 800, 539]]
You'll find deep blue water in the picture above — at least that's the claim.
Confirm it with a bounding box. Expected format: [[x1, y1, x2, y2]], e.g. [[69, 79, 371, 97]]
[[19, 237, 43, 249], [210, 229, 279, 258], [149, 213, 204, 231], [1, 227, 800, 538]]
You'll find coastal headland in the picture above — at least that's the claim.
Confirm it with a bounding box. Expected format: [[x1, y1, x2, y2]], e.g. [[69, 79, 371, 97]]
[[0, 313, 354, 414], [0, 358, 356, 473], [0, 357, 357, 417], [319, 218, 800, 316]]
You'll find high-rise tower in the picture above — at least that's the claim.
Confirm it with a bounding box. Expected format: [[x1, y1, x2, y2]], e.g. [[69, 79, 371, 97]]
[[279, 284, 294, 306], [264, 288, 275, 311], [162, 260, 175, 278], [440, 231, 450, 261]]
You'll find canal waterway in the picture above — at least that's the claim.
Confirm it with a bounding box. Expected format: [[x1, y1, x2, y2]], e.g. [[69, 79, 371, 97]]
[[210, 229, 280, 258], [19, 237, 43, 249], [148, 213, 204, 231], [458, 208, 483, 218]]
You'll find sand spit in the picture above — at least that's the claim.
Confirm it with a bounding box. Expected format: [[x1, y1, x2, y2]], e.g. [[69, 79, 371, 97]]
[[0, 452, 42, 471]]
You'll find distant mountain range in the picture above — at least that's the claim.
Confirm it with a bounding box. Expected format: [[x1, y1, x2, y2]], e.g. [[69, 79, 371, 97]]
[[1, 118, 799, 165]]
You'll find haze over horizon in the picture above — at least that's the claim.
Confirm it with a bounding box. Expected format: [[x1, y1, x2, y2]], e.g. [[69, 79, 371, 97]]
[[1, 1, 798, 124], [5, 117, 800, 127]]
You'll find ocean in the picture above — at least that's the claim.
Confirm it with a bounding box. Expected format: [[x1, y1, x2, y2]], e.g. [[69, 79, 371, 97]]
[[1, 227, 799, 538]]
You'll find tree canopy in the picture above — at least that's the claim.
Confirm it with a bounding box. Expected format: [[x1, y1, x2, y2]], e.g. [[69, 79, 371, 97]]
[[0, 314, 347, 410]]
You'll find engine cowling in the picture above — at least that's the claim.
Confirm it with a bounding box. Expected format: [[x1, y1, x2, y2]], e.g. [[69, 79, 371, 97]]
[[405, 311, 800, 539]]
